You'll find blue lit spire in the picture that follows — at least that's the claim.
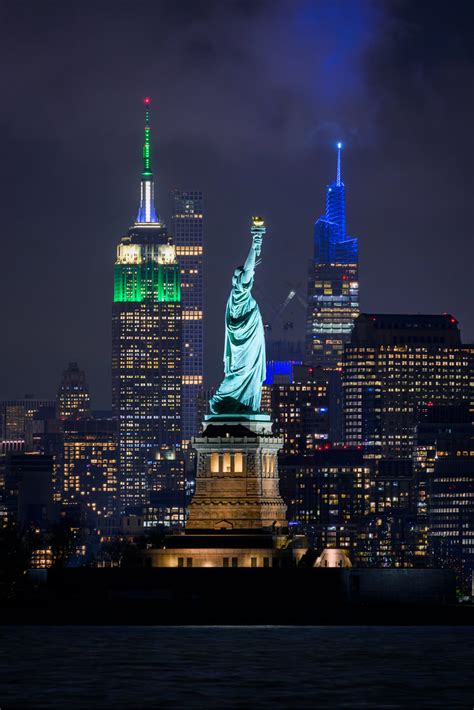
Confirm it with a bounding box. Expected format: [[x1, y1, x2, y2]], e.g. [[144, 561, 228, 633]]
[[336, 142, 342, 186], [314, 142, 357, 264], [325, 141, 346, 241], [136, 97, 158, 224]]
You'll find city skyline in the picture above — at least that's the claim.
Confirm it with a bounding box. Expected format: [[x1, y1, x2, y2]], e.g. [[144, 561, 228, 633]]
[[0, 1, 473, 407], [1, 107, 471, 407], [1, 3, 473, 706]]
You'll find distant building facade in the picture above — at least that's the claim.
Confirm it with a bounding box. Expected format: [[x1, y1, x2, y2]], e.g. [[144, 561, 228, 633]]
[[62, 418, 119, 525], [266, 364, 330, 455], [422, 404, 474, 593], [57, 363, 91, 421], [343, 314, 470, 457], [172, 190, 204, 447], [25, 405, 63, 502], [1, 398, 56, 440], [4, 453, 55, 530], [354, 458, 425, 568], [279, 448, 371, 562]]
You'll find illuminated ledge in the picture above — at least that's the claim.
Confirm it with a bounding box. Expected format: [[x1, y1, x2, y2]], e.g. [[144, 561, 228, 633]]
[[132, 222, 167, 229], [204, 413, 271, 422], [200, 413, 273, 437]]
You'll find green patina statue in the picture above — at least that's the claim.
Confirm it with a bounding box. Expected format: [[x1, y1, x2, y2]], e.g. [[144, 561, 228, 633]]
[[209, 217, 267, 416]]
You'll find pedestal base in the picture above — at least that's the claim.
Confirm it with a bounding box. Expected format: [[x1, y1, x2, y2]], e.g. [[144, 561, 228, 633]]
[[187, 417, 287, 530], [144, 529, 309, 568]]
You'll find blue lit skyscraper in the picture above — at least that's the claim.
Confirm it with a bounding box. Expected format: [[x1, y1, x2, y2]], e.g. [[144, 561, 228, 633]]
[[305, 144, 359, 368]]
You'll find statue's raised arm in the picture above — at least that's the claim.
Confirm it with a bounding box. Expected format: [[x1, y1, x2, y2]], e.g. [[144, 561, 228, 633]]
[[209, 217, 267, 416]]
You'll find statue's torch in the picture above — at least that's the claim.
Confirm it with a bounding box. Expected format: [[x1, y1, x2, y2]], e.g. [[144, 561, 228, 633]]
[[251, 216, 266, 257]]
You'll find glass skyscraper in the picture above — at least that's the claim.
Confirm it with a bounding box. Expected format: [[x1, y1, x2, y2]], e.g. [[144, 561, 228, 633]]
[[171, 191, 203, 447], [112, 99, 183, 512], [305, 144, 359, 368]]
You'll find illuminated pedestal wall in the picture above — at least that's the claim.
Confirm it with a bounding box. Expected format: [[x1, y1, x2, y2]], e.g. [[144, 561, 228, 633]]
[[187, 418, 287, 530], [144, 418, 308, 568], [144, 531, 308, 568]]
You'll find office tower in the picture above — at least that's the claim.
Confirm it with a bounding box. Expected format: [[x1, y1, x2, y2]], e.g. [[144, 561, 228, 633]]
[[418, 404, 474, 593], [112, 98, 183, 512], [62, 418, 118, 526], [414, 404, 472, 568], [354, 458, 425, 568], [57, 363, 91, 421], [172, 191, 203, 449], [429, 453, 474, 594], [4, 453, 55, 529], [0, 398, 56, 440], [267, 364, 330, 455], [24, 406, 63, 502], [415, 404, 471, 516], [305, 144, 359, 368], [279, 448, 371, 557], [343, 314, 470, 458]]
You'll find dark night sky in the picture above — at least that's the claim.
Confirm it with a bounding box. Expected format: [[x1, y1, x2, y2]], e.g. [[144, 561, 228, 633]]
[[0, 0, 473, 408]]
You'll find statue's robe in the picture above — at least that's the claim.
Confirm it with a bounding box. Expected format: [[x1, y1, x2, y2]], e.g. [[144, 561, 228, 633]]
[[210, 272, 266, 415]]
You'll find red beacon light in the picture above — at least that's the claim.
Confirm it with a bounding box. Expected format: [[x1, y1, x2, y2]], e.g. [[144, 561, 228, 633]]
[[144, 97, 151, 104]]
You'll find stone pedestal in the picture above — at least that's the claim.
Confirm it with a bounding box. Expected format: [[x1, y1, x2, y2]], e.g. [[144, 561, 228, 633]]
[[187, 415, 287, 530]]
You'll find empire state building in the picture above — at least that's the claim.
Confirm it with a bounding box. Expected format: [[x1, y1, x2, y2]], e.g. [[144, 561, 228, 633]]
[[112, 98, 183, 513]]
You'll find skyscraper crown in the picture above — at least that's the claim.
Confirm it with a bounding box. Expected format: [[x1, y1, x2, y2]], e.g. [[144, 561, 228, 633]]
[[325, 142, 346, 241], [314, 143, 358, 264]]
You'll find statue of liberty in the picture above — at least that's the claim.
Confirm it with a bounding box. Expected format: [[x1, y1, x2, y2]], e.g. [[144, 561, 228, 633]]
[[209, 217, 267, 416]]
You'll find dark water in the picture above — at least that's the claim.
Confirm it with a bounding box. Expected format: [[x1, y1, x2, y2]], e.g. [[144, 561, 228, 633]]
[[0, 626, 473, 709]]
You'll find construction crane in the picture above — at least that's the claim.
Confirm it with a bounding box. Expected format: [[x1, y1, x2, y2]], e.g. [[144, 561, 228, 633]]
[[254, 282, 307, 331]]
